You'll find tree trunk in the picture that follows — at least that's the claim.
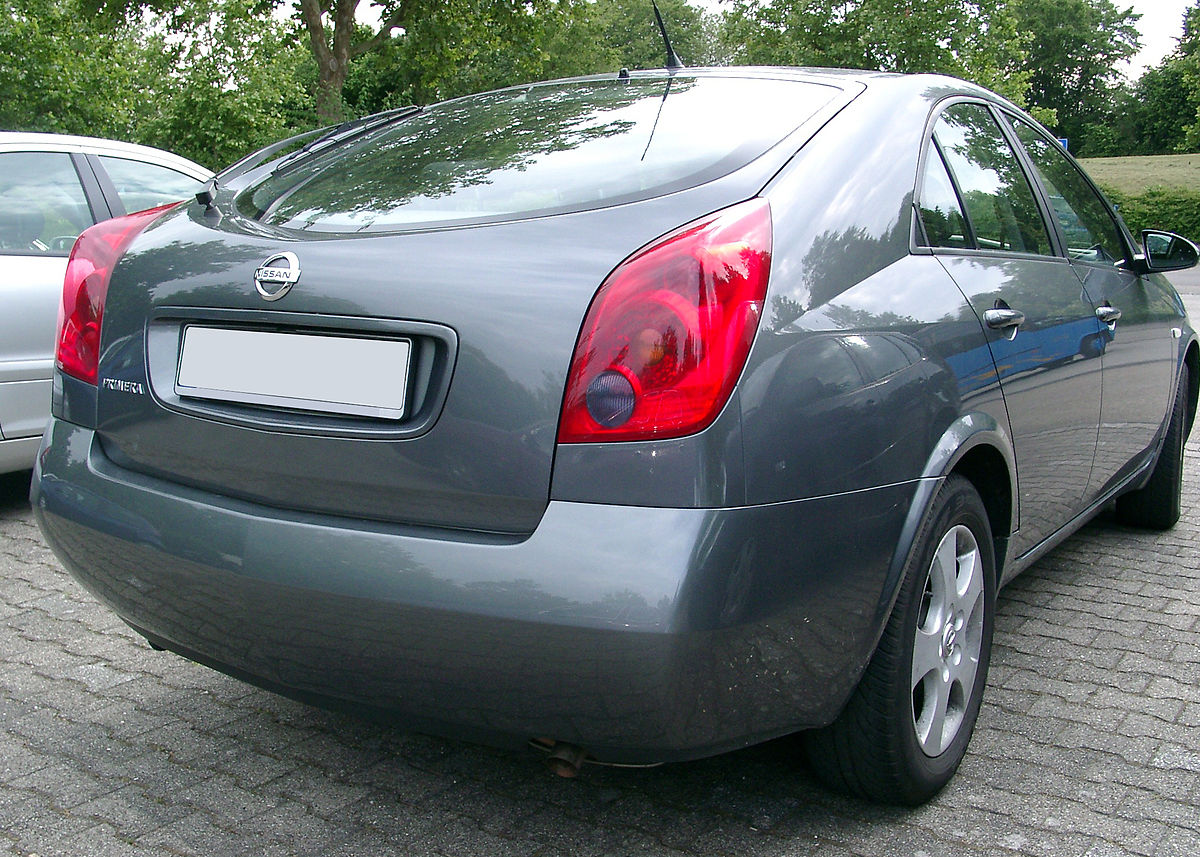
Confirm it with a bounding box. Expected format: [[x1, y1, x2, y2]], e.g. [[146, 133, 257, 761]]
[[299, 0, 354, 124], [299, 0, 413, 125], [314, 66, 349, 124]]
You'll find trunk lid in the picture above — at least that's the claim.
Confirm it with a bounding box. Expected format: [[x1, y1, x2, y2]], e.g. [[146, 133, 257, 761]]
[[94, 194, 734, 532], [90, 72, 854, 533]]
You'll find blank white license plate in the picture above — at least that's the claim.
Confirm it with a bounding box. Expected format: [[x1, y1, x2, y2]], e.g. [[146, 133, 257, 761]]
[[176, 326, 410, 419]]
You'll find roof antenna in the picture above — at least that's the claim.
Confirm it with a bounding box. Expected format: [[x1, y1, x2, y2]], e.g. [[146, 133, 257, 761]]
[[652, 1, 684, 70]]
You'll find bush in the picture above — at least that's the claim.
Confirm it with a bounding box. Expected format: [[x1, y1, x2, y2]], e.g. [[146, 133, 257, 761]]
[[1101, 186, 1200, 244]]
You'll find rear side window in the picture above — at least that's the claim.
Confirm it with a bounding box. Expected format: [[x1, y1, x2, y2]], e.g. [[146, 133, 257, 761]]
[[917, 147, 970, 248], [0, 151, 95, 256], [930, 103, 1052, 257], [1005, 117, 1126, 265], [241, 76, 840, 233], [98, 156, 204, 214]]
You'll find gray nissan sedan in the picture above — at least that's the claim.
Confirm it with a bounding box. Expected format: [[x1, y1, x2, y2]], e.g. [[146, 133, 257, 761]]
[[32, 68, 1199, 805]]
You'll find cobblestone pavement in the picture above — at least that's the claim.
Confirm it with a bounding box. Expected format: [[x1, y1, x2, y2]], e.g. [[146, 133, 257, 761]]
[[2, 439, 1199, 857]]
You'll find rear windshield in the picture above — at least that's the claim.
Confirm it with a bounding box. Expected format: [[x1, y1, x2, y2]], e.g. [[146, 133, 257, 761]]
[[239, 75, 840, 233]]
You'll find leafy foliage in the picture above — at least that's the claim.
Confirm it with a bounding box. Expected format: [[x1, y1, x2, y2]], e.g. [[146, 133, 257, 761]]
[[344, 0, 590, 112], [342, 0, 717, 116], [4, 0, 1197, 169], [137, 0, 314, 166], [1179, 4, 1200, 152], [0, 0, 151, 138], [1007, 0, 1140, 156], [1128, 62, 1194, 155], [586, 0, 719, 69], [719, 0, 1032, 106], [1102, 186, 1200, 244], [1072, 2, 1200, 158], [0, 0, 314, 167]]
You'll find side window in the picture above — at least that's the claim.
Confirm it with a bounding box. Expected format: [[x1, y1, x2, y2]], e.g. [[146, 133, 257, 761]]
[[98, 156, 203, 214], [917, 147, 970, 249], [1006, 116, 1126, 265], [0, 151, 95, 256], [933, 103, 1053, 257]]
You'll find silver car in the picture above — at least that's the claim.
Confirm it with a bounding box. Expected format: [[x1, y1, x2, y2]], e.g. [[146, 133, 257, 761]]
[[0, 132, 211, 474]]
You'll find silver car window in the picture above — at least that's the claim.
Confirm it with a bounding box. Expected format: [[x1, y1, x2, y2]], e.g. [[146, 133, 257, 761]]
[[98, 155, 204, 214], [0, 151, 94, 256]]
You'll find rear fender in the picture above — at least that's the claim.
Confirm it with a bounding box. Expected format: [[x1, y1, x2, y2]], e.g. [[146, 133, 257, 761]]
[[873, 412, 1015, 633]]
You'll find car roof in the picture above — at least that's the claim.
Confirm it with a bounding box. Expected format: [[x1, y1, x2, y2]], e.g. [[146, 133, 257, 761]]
[[474, 66, 1015, 126], [0, 131, 212, 178]]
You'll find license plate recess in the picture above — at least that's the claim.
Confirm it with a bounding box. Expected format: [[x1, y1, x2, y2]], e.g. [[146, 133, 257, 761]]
[[175, 326, 410, 419]]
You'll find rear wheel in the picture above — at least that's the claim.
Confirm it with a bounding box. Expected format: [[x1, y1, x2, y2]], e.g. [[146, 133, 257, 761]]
[[804, 475, 996, 805], [1115, 365, 1189, 530]]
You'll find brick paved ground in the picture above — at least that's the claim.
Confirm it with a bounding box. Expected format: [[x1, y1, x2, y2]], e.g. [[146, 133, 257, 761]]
[[2, 439, 1198, 857]]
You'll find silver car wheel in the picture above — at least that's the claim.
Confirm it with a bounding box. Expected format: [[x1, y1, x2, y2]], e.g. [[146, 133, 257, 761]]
[[910, 523, 985, 757]]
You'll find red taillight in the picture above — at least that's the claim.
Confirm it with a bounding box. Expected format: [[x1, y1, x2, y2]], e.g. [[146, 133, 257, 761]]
[[56, 204, 174, 385], [559, 198, 772, 443]]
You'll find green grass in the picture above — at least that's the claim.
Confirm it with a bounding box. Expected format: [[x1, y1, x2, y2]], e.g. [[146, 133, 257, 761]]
[[1077, 153, 1200, 196]]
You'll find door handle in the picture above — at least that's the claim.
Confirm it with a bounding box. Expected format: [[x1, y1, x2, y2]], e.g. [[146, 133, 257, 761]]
[[1095, 303, 1122, 325], [984, 307, 1025, 328], [984, 307, 1025, 340]]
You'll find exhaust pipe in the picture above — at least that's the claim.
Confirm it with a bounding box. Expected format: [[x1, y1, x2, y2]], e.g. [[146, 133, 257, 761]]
[[530, 738, 588, 778], [546, 742, 588, 778], [529, 737, 664, 775]]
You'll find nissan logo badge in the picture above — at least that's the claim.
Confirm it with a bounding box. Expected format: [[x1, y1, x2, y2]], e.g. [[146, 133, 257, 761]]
[[253, 252, 301, 301]]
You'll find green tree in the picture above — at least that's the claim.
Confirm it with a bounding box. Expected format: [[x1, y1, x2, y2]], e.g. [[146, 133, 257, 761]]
[[341, 0, 719, 115], [296, 0, 715, 121], [586, 0, 720, 69], [136, 0, 314, 166], [0, 0, 152, 137], [1178, 3, 1200, 150], [1131, 60, 1192, 154], [1068, 3, 1200, 157], [293, 0, 420, 122], [1007, 0, 1140, 156], [719, 0, 1031, 106], [361, 0, 599, 107], [87, 0, 553, 123]]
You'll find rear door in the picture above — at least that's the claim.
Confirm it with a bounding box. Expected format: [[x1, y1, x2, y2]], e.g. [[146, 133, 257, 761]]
[[916, 101, 1104, 556], [0, 149, 101, 441], [1003, 115, 1179, 499]]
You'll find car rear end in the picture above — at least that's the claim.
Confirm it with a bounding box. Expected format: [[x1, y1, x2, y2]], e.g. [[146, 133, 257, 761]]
[[32, 70, 914, 762]]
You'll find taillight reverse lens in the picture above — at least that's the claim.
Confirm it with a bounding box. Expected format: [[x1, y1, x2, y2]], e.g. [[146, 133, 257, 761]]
[[559, 198, 772, 443], [56, 204, 174, 385]]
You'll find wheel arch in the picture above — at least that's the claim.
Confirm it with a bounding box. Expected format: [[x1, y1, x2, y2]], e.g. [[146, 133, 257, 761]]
[[874, 413, 1015, 634], [950, 444, 1013, 578], [1183, 339, 1198, 442]]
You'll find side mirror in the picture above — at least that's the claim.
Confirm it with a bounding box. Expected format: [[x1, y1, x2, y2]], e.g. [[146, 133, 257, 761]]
[[1127, 229, 1199, 274]]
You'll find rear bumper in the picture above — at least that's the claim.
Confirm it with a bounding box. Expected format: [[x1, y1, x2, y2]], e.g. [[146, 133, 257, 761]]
[[33, 417, 919, 763]]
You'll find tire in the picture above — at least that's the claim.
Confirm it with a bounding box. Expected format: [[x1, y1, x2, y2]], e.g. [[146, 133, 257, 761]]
[[804, 474, 996, 805], [1115, 364, 1189, 530]]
